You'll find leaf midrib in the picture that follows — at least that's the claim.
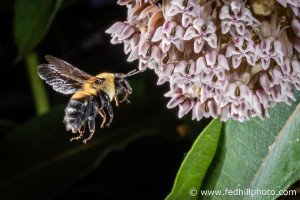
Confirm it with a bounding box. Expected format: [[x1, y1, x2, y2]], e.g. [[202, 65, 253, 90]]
[[246, 102, 300, 194]]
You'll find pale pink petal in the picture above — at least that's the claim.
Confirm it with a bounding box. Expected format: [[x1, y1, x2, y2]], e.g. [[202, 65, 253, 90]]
[[174, 60, 187, 73], [111, 35, 122, 44], [274, 41, 284, 55], [292, 60, 300, 73], [221, 20, 232, 34], [226, 44, 235, 57], [206, 21, 217, 34], [151, 45, 162, 62], [121, 25, 135, 39], [252, 95, 262, 114], [161, 40, 172, 53], [261, 58, 271, 70], [117, 0, 132, 5], [217, 54, 230, 70], [256, 89, 270, 108], [232, 55, 242, 69], [167, 94, 184, 108], [139, 41, 151, 57], [193, 18, 205, 33], [194, 38, 205, 53], [152, 27, 164, 42], [235, 23, 245, 35], [239, 84, 250, 99], [231, 1, 241, 15], [178, 100, 193, 118], [175, 25, 185, 39], [205, 51, 217, 66], [189, 61, 197, 74], [235, 36, 244, 49], [260, 73, 271, 93], [220, 105, 230, 121], [225, 83, 236, 96], [195, 102, 204, 120], [261, 39, 271, 52], [183, 27, 198, 40], [162, 63, 175, 77], [167, 5, 181, 16], [197, 56, 207, 70], [207, 100, 218, 118], [163, 21, 175, 34], [139, 61, 148, 70], [105, 21, 126, 34], [220, 6, 230, 19], [173, 40, 184, 52], [127, 45, 139, 62], [282, 59, 291, 75], [206, 33, 218, 49], [216, 70, 226, 80]]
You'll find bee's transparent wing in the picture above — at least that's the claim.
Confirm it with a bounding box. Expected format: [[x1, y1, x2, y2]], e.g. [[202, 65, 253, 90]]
[[37, 55, 93, 94]]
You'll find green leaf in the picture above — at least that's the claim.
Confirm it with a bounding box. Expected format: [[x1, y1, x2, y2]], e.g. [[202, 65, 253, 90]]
[[0, 103, 178, 199], [166, 119, 223, 200], [200, 90, 300, 199], [14, 0, 62, 62]]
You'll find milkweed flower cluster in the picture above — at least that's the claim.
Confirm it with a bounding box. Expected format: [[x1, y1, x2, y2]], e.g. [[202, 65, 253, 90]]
[[106, 0, 300, 122]]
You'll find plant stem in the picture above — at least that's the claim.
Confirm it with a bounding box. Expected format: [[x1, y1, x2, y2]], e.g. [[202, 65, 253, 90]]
[[26, 51, 50, 115]]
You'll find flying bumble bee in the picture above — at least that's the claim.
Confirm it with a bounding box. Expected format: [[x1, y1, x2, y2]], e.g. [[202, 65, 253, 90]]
[[37, 55, 142, 144]]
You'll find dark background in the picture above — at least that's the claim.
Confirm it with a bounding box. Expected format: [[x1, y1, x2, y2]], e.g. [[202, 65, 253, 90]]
[[0, 1, 209, 199]]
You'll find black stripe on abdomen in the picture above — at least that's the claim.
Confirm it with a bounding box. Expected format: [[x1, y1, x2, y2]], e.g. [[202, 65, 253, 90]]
[[63, 98, 88, 133]]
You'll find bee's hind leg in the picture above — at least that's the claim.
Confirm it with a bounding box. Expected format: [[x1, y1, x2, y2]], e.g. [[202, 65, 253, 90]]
[[83, 130, 94, 144], [70, 124, 85, 142]]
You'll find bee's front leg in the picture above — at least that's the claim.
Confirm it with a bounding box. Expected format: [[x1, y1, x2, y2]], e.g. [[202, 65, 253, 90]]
[[120, 90, 130, 103]]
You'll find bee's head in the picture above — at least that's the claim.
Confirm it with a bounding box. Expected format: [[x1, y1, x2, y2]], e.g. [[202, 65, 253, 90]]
[[114, 69, 144, 94]]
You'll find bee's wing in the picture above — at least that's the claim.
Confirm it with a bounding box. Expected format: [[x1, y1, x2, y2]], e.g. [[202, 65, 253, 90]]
[[37, 55, 93, 95]]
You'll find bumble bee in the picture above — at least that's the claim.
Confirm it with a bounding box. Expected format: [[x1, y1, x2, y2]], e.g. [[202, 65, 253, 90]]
[[37, 55, 141, 144]]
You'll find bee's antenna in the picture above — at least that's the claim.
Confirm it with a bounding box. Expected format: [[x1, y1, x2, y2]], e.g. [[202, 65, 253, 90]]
[[123, 69, 145, 78]]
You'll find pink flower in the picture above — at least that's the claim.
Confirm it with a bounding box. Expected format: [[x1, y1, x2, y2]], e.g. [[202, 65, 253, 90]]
[[219, 1, 260, 36], [277, 0, 300, 16], [192, 100, 218, 120], [152, 21, 185, 53], [128, 40, 162, 71], [258, 39, 284, 70], [106, 22, 139, 54], [184, 18, 217, 53], [197, 51, 229, 82], [170, 60, 200, 92], [107, 0, 300, 122], [157, 63, 175, 85], [226, 36, 257, 69], [166, 0, 201, 27]]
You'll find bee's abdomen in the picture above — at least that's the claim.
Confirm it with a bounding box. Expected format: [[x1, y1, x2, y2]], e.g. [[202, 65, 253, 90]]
[[64, 98, 88, 133]]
